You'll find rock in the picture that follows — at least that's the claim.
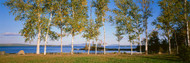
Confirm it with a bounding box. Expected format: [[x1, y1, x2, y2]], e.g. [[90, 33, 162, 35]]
[[158, 52, 162, 54], [18, 50, 25, 55], [0, 51, 5, 55]]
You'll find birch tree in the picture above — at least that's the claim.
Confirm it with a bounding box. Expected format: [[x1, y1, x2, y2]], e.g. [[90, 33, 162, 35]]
[[115, 26, 124, 54], [68, 0, 88, 54], [43, 0, 55, 55], [83, 1, 100, 55], [140, 0, 152, 55], [184, 0, 190, 47], [4, 0, 47, 54], [113, 0, 137, 55], [53, 0, 69, 53], [93, 0, 109, 54], [129, 3, 143, 54], [4, 0, 59, 54], [156, 0, 178, 54]]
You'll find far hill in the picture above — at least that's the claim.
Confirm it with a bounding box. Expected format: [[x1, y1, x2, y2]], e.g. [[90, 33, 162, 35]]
[[0, 43, 31, 46]]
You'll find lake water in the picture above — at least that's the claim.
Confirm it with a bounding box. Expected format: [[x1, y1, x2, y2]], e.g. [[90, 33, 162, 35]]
[[0, 46, 137, 53]]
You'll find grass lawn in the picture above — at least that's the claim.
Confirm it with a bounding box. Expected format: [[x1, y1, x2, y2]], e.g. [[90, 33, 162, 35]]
[[0, 53, 186, 63]]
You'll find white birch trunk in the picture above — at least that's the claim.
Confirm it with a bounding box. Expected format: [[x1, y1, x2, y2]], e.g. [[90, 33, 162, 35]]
[[137, 18, 141, 54], [88, 40, 91, 55], [60, 5, 63, 53], [130, 42, 133, 55], [185, 0, 190, 46], [168, 31, 171, 54], [71, 6, 75, 54], [118, 41, 120, 54], [103, 21, 106, 54], [145, 22, 148, 55], [61, 29, 63, 53], [71, 35, 74, 54], [143, 0, 148, 55], [44, 12, 52, 55], [95, 40, 97, 55], [36, 10, 41, 54], [36, 28, 41, 54]]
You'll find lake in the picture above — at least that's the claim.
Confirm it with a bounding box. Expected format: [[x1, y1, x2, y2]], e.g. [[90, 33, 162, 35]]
[[0, 46, 137, 53]]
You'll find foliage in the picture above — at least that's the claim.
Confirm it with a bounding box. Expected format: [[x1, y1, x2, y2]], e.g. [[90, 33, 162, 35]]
[[112, 0, 133, 43], [92, 0, 110, 28], [115, 26, 124, 42], [136, 32, 169, 53], [4, 0, 59, 43], [53, 0, 69, 36], [93, 0, 110, 54], [178, 45, 190, 62], [68, 0, 88, 36], [83, 2, 99, 42], [148, 31, 160, 53]]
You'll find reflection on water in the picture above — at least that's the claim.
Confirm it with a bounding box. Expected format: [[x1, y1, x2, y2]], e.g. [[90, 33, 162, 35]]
[[0, 46, 137, 53]]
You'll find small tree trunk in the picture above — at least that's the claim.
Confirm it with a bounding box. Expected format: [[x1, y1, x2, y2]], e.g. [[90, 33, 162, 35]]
[[130, 42, 133, 55], [118, 41, 120, 54], [44, 39, 47, 55], [36, 11, 41, 54], [136, 18, 141, 54], [145, 28, 148, 55], [61, 29, 63, 53], [36, 28, 41, 54], [143, 0, 148, 55], [88, 40, 91, 55], [139, 36, 142, 54], [71, 6, 75, 55], [103, 21, 106, 55], [44, 12, 52, 55], [185, 0, 190, 47], [60, 5, 63, 53], [71, 34, 74, 54], [95, 40, 97, 55], [168, 31, 171, 54], [145, 24, 148, 55]]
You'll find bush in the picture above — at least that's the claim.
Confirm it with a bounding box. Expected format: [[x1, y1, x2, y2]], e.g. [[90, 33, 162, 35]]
[[178, 45, 190, 62], [113, 52, 117, 54], [123, 52, 126, 54]]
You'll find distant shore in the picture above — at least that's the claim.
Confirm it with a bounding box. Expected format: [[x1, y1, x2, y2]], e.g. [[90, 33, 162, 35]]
[[0, 44, 138, 47]]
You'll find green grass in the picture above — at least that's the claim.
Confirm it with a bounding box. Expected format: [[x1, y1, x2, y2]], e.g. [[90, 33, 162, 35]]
[[0, 54, 186, 63]]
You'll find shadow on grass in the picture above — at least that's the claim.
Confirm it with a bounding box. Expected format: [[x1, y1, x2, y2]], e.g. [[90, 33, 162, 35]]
[[141, 55, 183, 62]]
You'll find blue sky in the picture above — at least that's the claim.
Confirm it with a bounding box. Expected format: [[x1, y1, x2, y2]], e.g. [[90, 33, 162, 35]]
[[0, 0, 160, 45]]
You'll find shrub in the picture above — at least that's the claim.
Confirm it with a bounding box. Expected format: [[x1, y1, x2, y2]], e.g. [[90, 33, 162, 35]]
[[123, 52, 126, 54], [178, 45, 190, 62], [113, 52, 117, 54]]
